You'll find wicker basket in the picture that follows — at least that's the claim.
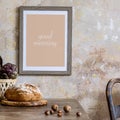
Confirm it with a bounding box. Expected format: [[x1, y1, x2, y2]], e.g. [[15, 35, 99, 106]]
[[0, 79, 16, 100]]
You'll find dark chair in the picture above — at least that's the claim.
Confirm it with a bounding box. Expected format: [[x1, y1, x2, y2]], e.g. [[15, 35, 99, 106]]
[[106, 78, 120, 120]]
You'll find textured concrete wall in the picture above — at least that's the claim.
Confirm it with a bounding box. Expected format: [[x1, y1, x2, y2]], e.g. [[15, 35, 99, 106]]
[[1, 0, 120, 119]]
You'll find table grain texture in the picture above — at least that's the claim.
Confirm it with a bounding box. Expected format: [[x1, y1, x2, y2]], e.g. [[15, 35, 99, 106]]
[[0, 99, 90, 120]]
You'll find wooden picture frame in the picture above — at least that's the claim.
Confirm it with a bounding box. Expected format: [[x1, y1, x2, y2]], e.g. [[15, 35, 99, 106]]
[[19, 6, 72, 75]]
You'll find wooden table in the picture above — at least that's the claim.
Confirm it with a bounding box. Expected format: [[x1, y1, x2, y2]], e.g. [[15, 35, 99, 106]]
[[0, 99, 90, 120]]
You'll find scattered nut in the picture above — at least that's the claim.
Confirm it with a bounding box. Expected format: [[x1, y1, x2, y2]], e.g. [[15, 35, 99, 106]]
[[44, 110, 50, 115], [50, 110, 54, 114], [57, 112, 62, 117], [63, 105, 71, 113], [58, 110, 63, 113], [76, 112, 82, 117], [51, 104, 59, 111]]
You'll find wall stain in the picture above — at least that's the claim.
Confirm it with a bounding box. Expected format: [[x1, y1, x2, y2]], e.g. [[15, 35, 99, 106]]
[[72, 46, 120, 119]]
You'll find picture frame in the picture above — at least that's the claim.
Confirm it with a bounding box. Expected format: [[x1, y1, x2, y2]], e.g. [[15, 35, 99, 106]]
[[19, 6, 72, 75]]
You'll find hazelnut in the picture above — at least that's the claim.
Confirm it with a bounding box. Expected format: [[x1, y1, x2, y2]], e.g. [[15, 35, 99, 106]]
[[44, 110, 50, 115], [51, 104, 59, 111], [50, 110, 54, 114], [63, 105, 71, 113], [57, 110, 63, 114], [76, 112, 82, 117], [57, 112, 62, 117]]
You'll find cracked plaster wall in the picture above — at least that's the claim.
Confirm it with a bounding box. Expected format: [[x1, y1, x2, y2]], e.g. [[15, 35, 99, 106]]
[[1, 0, 120, 119]]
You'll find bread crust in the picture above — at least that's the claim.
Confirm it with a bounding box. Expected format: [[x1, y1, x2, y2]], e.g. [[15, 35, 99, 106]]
[[4, 84, 42, 102]]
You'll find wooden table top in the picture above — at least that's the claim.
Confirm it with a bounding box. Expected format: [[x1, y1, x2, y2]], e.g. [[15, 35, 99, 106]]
[[0, 99, 90, 120]]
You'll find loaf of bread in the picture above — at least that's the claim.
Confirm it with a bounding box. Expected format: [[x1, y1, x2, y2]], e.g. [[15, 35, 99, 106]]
[[4, 84, 42, 102]]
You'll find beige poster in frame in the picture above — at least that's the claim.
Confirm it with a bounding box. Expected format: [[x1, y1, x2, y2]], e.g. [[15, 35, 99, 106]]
[[19, 6, 72, 75]]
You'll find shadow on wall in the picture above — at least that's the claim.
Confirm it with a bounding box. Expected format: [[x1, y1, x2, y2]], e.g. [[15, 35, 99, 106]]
[[88, 86, 120, 120], [112, 83, 120, 105], [15, 7, 19, 66], [88, 91, 110, 120]]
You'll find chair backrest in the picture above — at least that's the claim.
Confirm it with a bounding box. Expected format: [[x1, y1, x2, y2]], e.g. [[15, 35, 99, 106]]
[[106, 78, 120, 120]]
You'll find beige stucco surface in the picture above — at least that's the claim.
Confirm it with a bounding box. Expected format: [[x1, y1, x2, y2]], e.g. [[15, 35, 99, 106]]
[[1, 0, 120, 119]]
